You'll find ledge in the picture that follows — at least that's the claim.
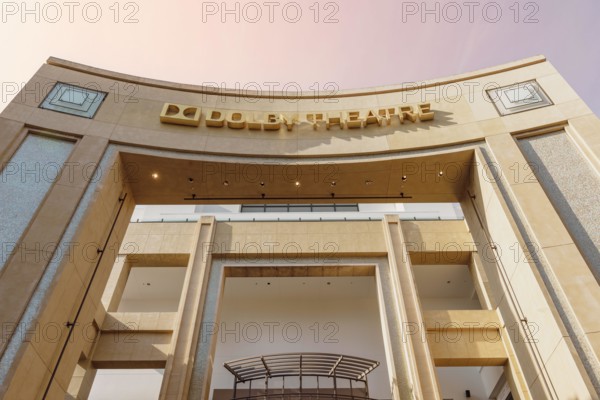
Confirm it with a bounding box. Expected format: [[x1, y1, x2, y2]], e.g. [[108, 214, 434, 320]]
[[102, 312, 176, 332], [423, 309, 500, 330], [46, 55, 547, 100]]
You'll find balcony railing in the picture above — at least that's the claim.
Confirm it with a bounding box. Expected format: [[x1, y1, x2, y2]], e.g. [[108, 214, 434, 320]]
[[223, 353, 380, 400]]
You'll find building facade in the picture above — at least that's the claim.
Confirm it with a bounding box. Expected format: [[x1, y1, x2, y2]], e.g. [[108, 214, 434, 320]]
[[0, 56, 599, 399]]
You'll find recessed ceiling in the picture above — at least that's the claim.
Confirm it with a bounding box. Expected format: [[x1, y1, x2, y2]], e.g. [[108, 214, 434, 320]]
[[119, 149, 474, 205], [121, 266, 187, 301], [412, 265, 474, 298], [223, 277, 377, 301]]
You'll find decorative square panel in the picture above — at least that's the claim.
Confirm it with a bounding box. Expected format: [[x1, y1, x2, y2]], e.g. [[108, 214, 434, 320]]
[[487, 80, 552, 116], [40, 82, 107, 118]]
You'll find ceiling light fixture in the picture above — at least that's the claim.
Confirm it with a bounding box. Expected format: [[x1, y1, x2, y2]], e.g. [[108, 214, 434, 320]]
[[184, 194, 413, 201]]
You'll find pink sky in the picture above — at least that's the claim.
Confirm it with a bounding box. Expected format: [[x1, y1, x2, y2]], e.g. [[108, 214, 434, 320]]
[[1, 0, 599, 113]]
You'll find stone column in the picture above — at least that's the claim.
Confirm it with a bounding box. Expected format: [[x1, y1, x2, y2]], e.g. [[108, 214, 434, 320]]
[[486, 133, 600, 374], [0, 118, 24, 164], [464, 141, 598, 398], [383, 215, 442, 400], [160, 216, 216, 400], [65, 357, 97, 399]]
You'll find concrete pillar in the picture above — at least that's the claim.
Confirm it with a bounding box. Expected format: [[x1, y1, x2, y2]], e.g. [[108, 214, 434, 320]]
[[486, 133, 600, 374], [462, 146, 597, 399], [66, 358, 97, 400], [0, 149, 135, 399], [101, 257, 131, 312], [383, 215, 442, 400], [160, 216, 216, 400], [0, 117, 25, 164]]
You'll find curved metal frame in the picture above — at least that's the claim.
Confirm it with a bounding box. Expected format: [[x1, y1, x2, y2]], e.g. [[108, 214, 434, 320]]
[[223, 353, 380, 400]]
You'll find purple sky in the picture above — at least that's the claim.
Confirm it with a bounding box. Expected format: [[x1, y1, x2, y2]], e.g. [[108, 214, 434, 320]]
[[1, 0, 599, 113]]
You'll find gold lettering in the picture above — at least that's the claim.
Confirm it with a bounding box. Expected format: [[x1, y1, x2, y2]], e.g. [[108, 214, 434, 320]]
[[346, 111, 364, 129], [206, 110, 225, 127], [378, 108, 397, 126], [165, 102, 437, 131], [326, 112, 343, 130], [160, 103, 202, 127], [418, 103, 434, 121], [247, 113, 262, 130], [263, 113, 282, 131], [365, 110, 381, 126], [226, 112, 247, 129], [282, 114, 297, 131], [307, 113, 325, 130], [400, 106, 417, 123]]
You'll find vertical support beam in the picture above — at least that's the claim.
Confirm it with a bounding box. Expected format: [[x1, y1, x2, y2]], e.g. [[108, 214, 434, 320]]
[[100, 257, 131, 312], [383, 215, 441, 400], [265, 376, 268, 399], [0, 138, 128, 400], [486, 133, 600, 383], [374, 264, 409, 400], [299, 354, 302, 395], [0, 136, 108, 358], [42, 190, 132, 399], [66, 357, 97, 400], [333, 375, 337, 398], [469, 253, 493, 310], [65, 320, 100, 400], [160, 216, 216, 400], [0, 117, 25, 165], [566, 115, 600, 173], [463, 146, 597, 398]]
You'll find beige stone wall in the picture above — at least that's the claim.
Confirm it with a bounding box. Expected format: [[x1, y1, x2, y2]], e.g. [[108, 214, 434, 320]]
[[461, 148, 598, 399], [0, 56, 599, 399], [104, 219, 517, 400], [0, 56, 580, 158], [0, 152, 136, 399]]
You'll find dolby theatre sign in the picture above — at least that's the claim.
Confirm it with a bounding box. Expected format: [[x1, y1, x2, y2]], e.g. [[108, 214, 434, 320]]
[[159, 102, 435, 130]]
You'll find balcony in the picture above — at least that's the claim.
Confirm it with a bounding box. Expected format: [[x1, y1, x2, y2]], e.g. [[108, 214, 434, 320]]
[[221, 353, 380, 400]]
